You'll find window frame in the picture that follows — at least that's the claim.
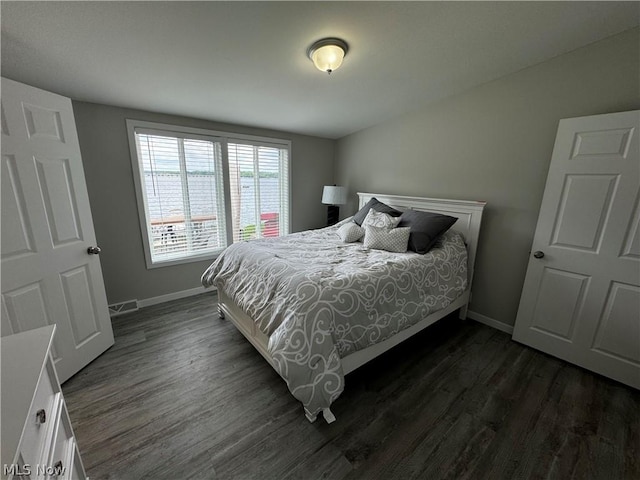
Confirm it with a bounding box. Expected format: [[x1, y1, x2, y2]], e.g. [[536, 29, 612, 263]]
[[126, 119, 291, 269]]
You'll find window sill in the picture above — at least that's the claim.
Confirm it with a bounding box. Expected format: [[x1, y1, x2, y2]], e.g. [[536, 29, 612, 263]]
[[145, 250, 223, 269]]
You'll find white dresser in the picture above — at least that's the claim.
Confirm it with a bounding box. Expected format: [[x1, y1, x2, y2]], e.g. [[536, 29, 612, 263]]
[[1, 326, 86, 479]]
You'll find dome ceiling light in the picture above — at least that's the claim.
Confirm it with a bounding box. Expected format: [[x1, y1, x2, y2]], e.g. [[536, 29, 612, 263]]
[[307, 38, 349, 74]]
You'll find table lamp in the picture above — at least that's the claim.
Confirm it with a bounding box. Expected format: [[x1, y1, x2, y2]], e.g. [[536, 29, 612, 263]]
[[322, 185, 347, 226]]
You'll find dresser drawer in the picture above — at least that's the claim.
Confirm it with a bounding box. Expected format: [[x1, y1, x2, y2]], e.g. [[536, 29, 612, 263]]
[[45, 404, 74, 479], [19, 359, 61, 468]]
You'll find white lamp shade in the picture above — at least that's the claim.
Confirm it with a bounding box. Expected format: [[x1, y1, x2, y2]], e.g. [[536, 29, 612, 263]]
[[311, 44, 345, 73], [322, 186, 347, 205]]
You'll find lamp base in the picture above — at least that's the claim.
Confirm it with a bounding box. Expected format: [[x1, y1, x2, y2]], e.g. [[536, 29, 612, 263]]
[[327, 205, 340, 226]]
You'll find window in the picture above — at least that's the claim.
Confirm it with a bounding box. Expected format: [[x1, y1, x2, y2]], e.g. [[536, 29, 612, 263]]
[[228, 142, 289, 242], [127, 120, 290, 268]]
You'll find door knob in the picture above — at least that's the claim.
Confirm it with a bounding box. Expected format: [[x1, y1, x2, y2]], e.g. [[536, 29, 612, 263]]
[[35, 409, 46, 425], [87, 246, 101, 255], [533, 251, 545, 259]]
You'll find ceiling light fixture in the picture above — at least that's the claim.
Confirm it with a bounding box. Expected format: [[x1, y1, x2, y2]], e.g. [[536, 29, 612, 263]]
[[307, 38, 349, 74]]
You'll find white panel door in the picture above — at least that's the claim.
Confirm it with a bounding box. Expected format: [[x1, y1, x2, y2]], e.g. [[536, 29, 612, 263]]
[[513, 110, 639, 389], [1, 77, 114, 382]]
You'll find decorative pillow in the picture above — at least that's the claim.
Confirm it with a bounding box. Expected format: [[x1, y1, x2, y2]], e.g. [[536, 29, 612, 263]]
[[362, 208, 401, 230], [363, 226, 411, 253], [353, 198, 402, 226], [337, 222, 365, 243], [398, 210, 458, 254]]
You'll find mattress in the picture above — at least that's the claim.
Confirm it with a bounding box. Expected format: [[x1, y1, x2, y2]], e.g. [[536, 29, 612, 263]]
[[201, 221, 468, 416]]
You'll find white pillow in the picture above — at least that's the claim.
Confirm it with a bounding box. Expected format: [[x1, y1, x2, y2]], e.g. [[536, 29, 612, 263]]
[[362, 208, 401, 230], [363, 226, 411, 253], [337, 222, 365, 243]]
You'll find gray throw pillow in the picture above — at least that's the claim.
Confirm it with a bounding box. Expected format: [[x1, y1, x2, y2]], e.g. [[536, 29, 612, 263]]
[[353, 198, 402, 226], [398, 210, 457, 254]]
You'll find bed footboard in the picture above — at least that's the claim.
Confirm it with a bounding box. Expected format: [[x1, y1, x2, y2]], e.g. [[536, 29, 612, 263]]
[[215, 287, 471, 424]]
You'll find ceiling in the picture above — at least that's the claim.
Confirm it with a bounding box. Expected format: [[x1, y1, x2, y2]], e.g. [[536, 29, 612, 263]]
[[2, 2, 638, 139]]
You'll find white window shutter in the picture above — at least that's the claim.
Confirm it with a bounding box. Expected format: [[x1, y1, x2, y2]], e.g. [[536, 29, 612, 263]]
[[129, 121, 291, 267], [135, 132, 226, 263], [228, 142, 290, 243]]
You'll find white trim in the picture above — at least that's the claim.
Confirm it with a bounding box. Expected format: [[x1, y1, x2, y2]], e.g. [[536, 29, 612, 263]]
[[142, 251, 223, 269], [137, 285, 213, 308], [467, 310, 514, 335], [126, 119, 292, 148]]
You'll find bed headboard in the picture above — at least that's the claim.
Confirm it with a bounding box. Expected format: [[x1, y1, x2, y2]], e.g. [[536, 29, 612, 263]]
[[357, 192, 486, 301]]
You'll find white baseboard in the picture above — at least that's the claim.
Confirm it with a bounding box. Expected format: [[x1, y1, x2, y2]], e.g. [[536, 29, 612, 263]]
[[137, 285, 214, 308], [467, 310, 514, 335]]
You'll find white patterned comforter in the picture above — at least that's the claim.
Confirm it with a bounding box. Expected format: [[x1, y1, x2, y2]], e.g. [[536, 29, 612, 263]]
[[201, 222, 468, 417]]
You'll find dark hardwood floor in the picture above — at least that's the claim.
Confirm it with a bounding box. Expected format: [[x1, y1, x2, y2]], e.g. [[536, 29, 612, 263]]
[[62, 294, 640, 479]]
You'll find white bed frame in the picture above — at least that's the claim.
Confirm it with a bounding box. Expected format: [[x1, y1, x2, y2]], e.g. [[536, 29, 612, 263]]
[[216, 193, 486, 423]]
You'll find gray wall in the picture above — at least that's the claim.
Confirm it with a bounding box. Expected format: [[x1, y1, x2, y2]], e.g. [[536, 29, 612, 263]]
[[73, 102, 334, 305], [334, 28, 640, 327]]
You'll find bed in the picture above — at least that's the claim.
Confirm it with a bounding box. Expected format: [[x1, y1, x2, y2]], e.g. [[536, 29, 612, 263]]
[[201, 192, 486, 423]]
